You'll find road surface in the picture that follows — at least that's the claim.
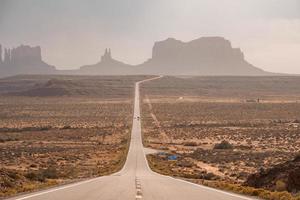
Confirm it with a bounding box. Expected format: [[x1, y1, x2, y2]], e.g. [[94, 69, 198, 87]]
[[9, 77, 254, 200]]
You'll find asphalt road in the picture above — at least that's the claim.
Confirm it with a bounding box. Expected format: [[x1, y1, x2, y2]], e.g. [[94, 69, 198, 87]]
[[8, 77, 254, 200]]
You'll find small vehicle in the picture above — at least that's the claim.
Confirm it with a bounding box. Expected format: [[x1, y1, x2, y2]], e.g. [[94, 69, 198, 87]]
[[137, 116, 140, 120]]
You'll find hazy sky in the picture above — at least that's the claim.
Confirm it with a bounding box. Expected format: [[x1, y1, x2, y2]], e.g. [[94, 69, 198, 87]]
[[0, 0, 299, 73]]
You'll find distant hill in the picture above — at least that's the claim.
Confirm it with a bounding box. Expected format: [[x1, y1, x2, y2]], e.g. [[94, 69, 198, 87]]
[[0, 75, 151, 97], [0, 44, 56, 78], [1, 37, 277, 77]]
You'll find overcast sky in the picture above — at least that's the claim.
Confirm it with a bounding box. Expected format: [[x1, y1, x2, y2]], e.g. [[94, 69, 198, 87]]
[[0, 0, 299, 73]]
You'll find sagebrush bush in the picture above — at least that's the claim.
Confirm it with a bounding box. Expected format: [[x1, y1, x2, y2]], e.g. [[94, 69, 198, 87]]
[[213, 140, 233, 149], [276, 180, 287, 192]]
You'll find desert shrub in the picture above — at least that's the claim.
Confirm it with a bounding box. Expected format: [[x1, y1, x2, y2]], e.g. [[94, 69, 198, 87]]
[[61, 125, 72, 129], [41, 167, 59, 179], [294, 194, 300, 200], [25, 167, 58, 182], [268, 191, 293, 200], [276, 180, 287, 192], [7, 171, 21, 180], [40, 126, 52, 131], [203, 172, 216, 180], [213, 140, 233, 150], [63, 166, 78, 178], [177, 159, 193, 167], [0, 126, 52, 133], [25, 171, 45, 182], [258, 190, 272, 199], [30, 164, 38, 168], [293, 119, 300, 123], [1, 178, 14, 188], [183, 141, 198, 146], [0, 137, 18, 143], [20, 184, 37, 192]]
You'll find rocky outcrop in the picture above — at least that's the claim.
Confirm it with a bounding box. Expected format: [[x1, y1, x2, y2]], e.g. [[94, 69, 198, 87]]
[[245, 155, 300, 192], [0, 44, 56, 78]]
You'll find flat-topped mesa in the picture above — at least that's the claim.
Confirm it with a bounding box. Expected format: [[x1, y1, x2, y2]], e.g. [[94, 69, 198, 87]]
[[151, 37, 244, 65], [140, 36, 267, 75]]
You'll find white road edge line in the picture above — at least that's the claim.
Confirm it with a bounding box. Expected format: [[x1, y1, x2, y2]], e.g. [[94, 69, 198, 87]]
[[13, 176, 105, 200]]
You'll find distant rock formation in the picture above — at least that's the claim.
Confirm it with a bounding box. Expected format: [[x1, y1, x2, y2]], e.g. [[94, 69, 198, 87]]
[[0, 44, 56, 77], [101, 48, 112, 62], [139, 37, 269, 75], [76, 37, 271, 76], [1, 37, 276, 78], [78, 48, 136, 75]]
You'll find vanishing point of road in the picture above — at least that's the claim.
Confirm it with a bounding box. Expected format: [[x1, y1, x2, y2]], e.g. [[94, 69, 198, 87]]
[[9, 77, 254, 200]]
